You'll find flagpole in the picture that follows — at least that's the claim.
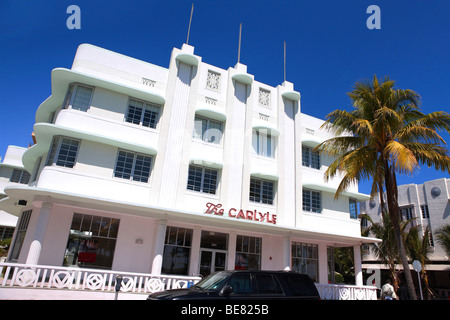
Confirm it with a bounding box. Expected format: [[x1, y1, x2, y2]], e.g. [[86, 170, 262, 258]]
[[238, 23, 242, 63], [284, 41, 286, 82], [186, 3, 194, 44]]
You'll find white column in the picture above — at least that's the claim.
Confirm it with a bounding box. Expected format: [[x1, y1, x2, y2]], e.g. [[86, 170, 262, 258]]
[[188, 227, 201, 276], [318, 243, 329, 284], [282, 235, 291, 270], [158, 60, 193, 207], [151, 219, 167, 275], [353, 245, 363, 286], [227, 231, 237, 270], [26, 202, 52, 265]]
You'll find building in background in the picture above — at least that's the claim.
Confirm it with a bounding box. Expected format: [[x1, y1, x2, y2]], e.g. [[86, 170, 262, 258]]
[[361, 178, 450, 294], [0, 43, 377, 286], [0, 146, 28, 245]]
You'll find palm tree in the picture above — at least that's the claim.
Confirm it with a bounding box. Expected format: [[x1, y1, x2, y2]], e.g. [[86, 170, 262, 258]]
[[405, 225, 433, 299], [361, 213, 400, 289], [316, 75, 450, 300], [435, 224, 450, 258]]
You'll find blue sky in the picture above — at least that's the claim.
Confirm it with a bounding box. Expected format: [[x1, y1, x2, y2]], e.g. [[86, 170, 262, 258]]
[[0, 0, 449, 195]]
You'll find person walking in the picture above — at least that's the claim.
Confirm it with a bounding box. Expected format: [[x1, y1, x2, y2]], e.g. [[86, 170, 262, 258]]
[[381, 279, 398, 300]]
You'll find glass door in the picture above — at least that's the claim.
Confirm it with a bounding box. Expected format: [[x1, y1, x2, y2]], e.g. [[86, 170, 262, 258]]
[[199, 249, 227, 277]]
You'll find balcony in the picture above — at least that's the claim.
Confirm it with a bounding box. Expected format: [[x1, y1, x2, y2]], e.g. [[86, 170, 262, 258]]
[[0, 262, 377, 300]]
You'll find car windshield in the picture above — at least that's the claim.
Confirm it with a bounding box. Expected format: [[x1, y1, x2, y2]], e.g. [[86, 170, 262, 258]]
[[192, 271, 229, 291]]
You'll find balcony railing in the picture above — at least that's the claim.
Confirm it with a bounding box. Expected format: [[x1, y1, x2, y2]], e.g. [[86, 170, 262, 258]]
[[0, 262, 201, 295], [0, 262, 378, 300]]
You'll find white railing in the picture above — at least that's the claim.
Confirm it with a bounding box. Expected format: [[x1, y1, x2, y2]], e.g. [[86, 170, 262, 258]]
[[1, 262, 378, 300], [0, 262, 201, 294], [315, 283, 378, 300]]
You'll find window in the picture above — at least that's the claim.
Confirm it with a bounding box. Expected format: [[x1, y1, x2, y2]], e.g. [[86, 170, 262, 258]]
[[249, 178, 274, 205], [235, 235, 262, 270], [125, 98, 161, 129], [10, 169, 31, 184], [0, 226, 14, 241], [187, 165, 219, 195], [9, 209, 32, 261], [63, 84, 93, 112], [400, 206, 414, 221], [421, 205, 430, 219], [302, 145, 320, 169], [114, 150, 153, 183], [327, 247, 335, 284], [193, 116, 223, 144], [252, 131, 274, 158], [254, 274, 283, 295], [291, 242, 318, 282], [63, 213, 120, 269], [227, 273, 253, 294], [162, 226, 193, 275], [303, 189, 321, 213], [349, 198, 359, 219], [46, 136, 80, 168]]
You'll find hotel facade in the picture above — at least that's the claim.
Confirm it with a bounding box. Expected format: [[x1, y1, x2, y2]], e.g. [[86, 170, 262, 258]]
[[0, 43, 378, 295]]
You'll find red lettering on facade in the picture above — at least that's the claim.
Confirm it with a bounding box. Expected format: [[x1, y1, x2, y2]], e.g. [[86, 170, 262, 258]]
[[204, 203, 276, 225], [205, 202, 224, 215]]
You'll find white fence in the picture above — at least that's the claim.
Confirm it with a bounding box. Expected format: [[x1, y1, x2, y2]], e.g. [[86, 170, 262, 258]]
[[315, 283, 378, 300], [0, 262, 378, 300], [0, 262, 201, 295]]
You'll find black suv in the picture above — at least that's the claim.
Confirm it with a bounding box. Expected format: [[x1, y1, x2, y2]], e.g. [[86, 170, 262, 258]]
[[147, 270, 320, 300]]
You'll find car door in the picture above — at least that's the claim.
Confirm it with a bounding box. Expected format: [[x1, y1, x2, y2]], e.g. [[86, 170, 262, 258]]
[[253, 273, 285, 299], [225, 272, 255, 299]]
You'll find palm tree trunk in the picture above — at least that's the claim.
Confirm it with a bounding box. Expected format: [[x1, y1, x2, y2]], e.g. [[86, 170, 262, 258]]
[[378, 180, 386, 221], [384, 160, 418, 300]]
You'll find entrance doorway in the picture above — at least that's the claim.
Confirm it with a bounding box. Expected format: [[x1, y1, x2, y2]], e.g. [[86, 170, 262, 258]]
[[199, 249, 227, 277], [199, 230, 228, 277]]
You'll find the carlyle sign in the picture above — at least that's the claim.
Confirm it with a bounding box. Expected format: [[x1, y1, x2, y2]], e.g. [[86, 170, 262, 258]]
[[204, 202, 277, 224]]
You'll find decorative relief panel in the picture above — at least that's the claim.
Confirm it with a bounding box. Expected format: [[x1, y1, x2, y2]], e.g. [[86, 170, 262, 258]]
[[142, 77, 156, 87], [205, 97, 217, 105], [206, 70, 221, 91], [258, 88, 271, 108]]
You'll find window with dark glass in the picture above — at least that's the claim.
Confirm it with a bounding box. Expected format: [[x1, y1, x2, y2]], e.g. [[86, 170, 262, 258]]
[[0, 226, 14, 241], [9, 209, 32, 261], [125, 98, 161, 129], [302, 145, 320, 169], [349, 198, 359, 219], [235, 235, 262, 270], [114, 150, 153, 183], [303, 189, 321, 213], [63, 213, 120, 269], [162, 226, 193, 275], [250, 178, 274, 205], [291, 242, 318, 282], [46, 136, 80, 168], [10, 169, 31, 184], [254, 273, 283, 295], [187, 165, 218, 194]]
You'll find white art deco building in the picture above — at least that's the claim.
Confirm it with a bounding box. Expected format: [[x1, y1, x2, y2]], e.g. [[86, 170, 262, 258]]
[[0, 43, 378, 287]]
